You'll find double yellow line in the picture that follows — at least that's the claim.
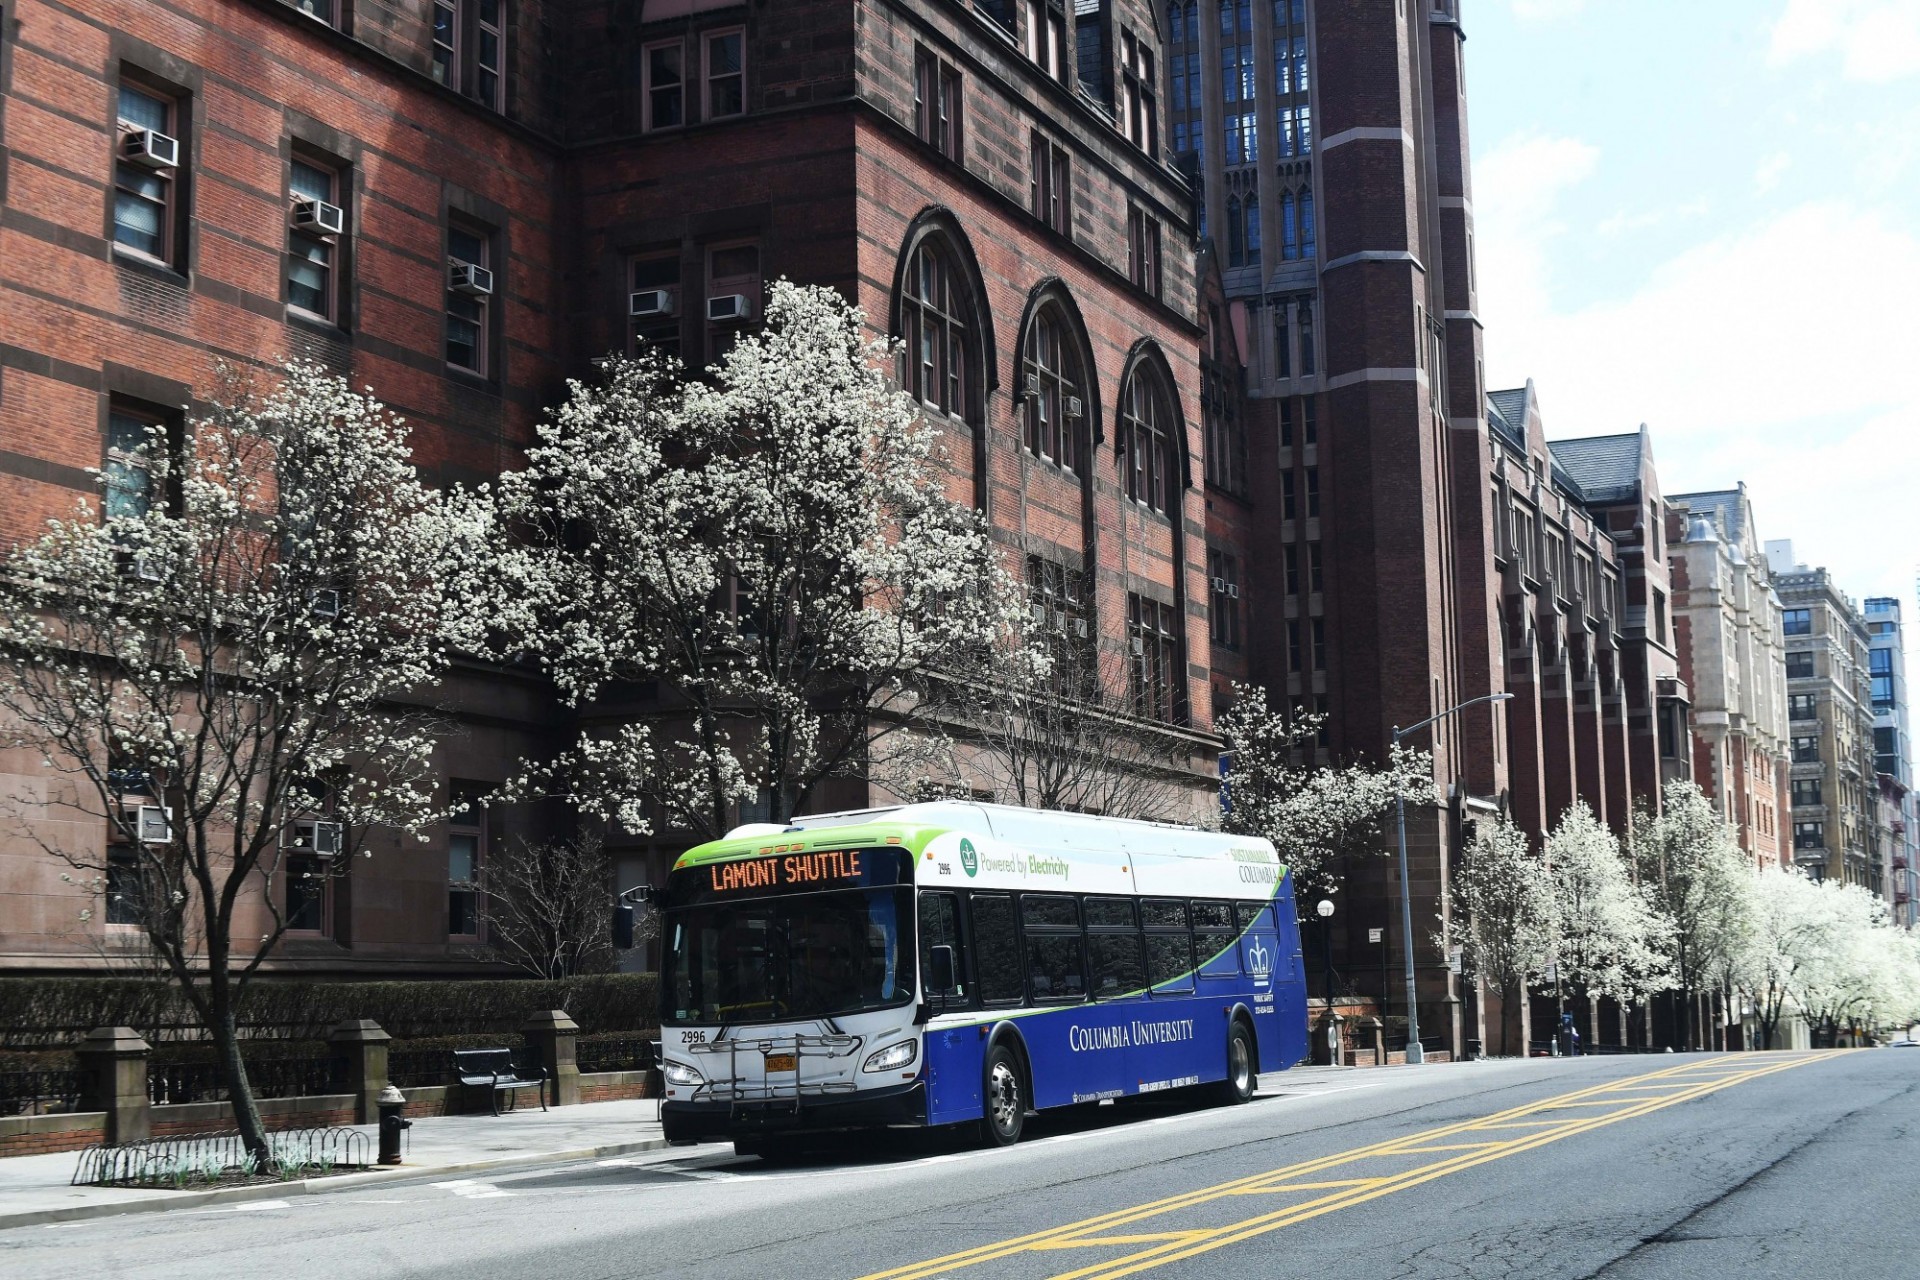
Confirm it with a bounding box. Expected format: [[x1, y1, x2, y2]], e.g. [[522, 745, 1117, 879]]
[[855, 1053, 1834, 1280]]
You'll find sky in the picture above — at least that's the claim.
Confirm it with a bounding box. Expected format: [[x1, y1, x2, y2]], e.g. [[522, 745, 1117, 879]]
[[1464, 0, 1920, 608]]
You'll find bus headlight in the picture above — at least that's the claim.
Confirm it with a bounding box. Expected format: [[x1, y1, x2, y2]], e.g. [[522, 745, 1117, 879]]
[[862, 1039, 917, 1073], [663, 1059, 705, 1087]]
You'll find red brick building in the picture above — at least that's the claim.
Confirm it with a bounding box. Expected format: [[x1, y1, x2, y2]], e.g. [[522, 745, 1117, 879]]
[[0, 1, 1225, 974]]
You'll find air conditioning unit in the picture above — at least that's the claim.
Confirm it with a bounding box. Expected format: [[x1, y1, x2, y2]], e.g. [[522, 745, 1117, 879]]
[[706, 294, 751, 323], [121, 128, 180, 170], [1228, 583, 1240, 599], [122, 550, 165, 582], [1071, 618, 1089, 639], [1211, 576, 1227, 594], [630, 289, 673, 318], [1129, 636, 1145, 655], [291, 198, 345, 237], [287, 818, 345, 856], [134, 805, 172, 845], [309, 587, 341, 618], [447, 259, 494, 296], [1023, 373, 1043, 401], [1052, 610, 1067, 630], [1064, 395, 1084, 419], [1030, 602, 1047, 625]]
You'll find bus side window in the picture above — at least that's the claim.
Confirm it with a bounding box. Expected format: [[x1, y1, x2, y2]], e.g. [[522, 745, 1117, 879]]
[[918, 891, 965, 1001], [1085, 896, 1142, 1001], [1021, 893, 1086, 1003], [1142, 898, 1193, 994], [969, 893, 1026, 1005], [1193, 899, 1237, 977]]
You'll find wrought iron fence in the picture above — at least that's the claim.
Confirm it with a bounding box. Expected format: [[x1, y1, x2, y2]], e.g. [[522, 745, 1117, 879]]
[[386, 1048, 455, 1090], [576, 1036, 656, 1074], [0, 1067, 89, 1117], [148, 1060, 225, 1105], [72, 1126, 370, 1188]]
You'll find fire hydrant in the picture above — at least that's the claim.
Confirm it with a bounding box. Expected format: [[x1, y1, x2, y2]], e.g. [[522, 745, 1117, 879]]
[[377, 1083, 411, 1166]]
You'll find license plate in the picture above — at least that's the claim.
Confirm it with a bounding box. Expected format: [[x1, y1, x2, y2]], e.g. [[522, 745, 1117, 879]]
[[764, 1053, 797, 1073]]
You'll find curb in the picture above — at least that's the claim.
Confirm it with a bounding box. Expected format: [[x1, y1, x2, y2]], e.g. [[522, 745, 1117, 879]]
[[0, 1136, 680, 1232]]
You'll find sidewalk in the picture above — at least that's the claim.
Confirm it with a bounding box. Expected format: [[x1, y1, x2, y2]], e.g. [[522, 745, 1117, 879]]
[[0, 1096, 672, 1231]]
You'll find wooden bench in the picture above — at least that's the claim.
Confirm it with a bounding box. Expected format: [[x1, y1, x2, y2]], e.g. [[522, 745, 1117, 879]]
[[452, 1048, 549, 1115]]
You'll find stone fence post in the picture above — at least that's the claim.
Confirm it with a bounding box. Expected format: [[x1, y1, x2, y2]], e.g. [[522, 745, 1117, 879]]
[[522, 1010, 580, 1106], [1365, 1017, 1386, 1066], [328, 1019, 392, 1123], [77, 1026, 151, 1145]]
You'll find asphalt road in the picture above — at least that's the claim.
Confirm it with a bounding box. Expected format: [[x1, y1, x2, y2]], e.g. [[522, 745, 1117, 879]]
[[4, 1050, 1915, 1280]]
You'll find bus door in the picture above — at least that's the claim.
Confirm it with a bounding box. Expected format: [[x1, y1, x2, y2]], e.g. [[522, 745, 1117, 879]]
[[1236, 901, 1284, 1067], [917, 890, 981, 1125]]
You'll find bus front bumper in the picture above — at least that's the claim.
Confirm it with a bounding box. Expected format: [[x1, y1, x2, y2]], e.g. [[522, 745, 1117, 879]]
[[661, 1080, 927, 1142]]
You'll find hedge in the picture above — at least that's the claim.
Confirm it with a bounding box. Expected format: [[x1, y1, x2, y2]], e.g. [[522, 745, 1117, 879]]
[[0, 974, 659, 1049]]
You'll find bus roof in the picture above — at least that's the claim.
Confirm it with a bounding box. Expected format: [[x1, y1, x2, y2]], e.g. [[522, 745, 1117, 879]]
[[672, 802, 1281, 880]]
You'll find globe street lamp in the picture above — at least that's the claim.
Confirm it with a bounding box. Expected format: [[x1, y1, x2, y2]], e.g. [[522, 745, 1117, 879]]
[[1393, 691, 1513, 1065]]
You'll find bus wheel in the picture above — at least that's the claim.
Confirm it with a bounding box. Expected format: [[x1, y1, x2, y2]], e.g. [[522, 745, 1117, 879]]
[[1214, 1022, 1255, 1106], [981, 1045, 1026, 1147]]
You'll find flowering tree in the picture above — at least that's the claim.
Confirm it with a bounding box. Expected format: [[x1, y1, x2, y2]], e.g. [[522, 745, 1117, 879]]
[[1448, 815, 1556, 1056], [1772, 879, 1920, 1045], [1632, 780, 1756, 1049], [1544, 802, 1672, 1041], [495, 282, 1022, 840], [0, 365, 491, 1165], [1215, 682, 1433, 901]]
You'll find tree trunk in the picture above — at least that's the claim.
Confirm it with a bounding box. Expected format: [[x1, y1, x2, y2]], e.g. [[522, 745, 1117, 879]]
[[208, 974, 271, 1168]]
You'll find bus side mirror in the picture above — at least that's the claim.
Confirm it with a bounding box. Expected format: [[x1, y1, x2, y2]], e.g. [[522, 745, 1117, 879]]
[[927, 944, 957, 995], [613, 904, 636, 950]]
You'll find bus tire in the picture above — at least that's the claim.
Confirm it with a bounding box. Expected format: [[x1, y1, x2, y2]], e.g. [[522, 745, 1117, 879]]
[[980, 1043, 1027, 1147], [1213, 1020, 1256, 1106]]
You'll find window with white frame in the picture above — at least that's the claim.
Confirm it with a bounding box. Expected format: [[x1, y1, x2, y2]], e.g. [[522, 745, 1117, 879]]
[[642, 38, 685, 130], [705, 28, 745, 120], [1120, 365, 1176, 515], [1128, 593, 1182, 722], [1023, 307, 1083, 471], [901, 237, 970, 418]]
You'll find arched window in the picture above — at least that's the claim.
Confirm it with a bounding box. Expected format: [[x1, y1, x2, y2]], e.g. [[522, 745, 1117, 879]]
[[1120, 363, 1177, 515], [1300, 189, 1316, 259], [1227, 194, 1244, 267], [1245, 195, 1261, 264], [901, 238, 969, 416], [1280, 191, 1298, 260], [1023, 307, 1084, 471]]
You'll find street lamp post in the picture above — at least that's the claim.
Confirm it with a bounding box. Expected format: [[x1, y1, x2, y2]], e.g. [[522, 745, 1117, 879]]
[[1392, 691, 1513, 1066], [1316, 899, 1336, 1066]]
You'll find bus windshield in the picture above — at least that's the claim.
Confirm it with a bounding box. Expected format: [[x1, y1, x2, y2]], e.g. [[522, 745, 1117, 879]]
[[664, 887, 911, 1025]]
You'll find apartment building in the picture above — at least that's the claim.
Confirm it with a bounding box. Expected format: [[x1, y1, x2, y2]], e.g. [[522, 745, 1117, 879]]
[[1668, 487, 1791, 869], [1764, 542, 1878, 893]]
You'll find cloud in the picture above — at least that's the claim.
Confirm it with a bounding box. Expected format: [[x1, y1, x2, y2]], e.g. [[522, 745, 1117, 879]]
[[1474, 129, 1920, 598], [1754, 151, 1792, 194], [1770, 0, 1920, 82]]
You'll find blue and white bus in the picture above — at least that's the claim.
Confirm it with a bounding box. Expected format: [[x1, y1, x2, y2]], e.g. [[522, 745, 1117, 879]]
[[658, 802, 1310, 1153]]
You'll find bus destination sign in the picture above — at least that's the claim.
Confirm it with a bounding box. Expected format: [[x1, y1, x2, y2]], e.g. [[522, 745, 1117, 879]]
[[708, 848, 865, 895]]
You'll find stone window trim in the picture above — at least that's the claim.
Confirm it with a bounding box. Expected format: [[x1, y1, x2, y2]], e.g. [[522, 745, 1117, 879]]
[[110, 72, 192, 274], [431, 0, 506, 113], [889, 213, 997, 441]]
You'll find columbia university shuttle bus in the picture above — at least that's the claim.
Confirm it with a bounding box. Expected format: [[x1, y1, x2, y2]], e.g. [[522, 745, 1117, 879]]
[[657, 802, 1310, 1152]]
